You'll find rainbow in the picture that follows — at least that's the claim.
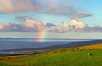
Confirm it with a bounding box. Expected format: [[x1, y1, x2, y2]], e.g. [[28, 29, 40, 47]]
[[37, 30, 46, 42], [36, 21, 46, 42]]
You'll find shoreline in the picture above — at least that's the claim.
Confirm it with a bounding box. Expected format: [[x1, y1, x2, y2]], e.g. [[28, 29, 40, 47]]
[[0, 39, 102, 55]]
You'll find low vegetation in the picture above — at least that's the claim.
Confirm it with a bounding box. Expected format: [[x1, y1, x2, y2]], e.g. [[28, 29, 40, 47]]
[[79, 43, 102, 49]]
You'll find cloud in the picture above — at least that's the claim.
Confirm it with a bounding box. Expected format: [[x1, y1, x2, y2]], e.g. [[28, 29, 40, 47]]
[[0, 0, 92, 19], [46, 22, 69, 33], [33, 0, 92, 19], [73, 12, 92, 19], [0, 17, 45, 32], [0, 24, 5, 29], [22, 17, 45, 32], [0, 16, 102, 32], [34, 0, 76, 15], [0, 0, 34, 13]]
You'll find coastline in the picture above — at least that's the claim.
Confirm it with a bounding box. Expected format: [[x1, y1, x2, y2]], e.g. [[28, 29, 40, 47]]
[[0, 39, 102, 55]]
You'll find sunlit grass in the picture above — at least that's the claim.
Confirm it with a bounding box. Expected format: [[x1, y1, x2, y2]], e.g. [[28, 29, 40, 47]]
[[79, 43, 102, 49]]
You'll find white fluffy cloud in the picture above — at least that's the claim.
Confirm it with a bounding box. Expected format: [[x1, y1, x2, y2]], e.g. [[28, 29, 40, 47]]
[[0, 17, 45, 32]]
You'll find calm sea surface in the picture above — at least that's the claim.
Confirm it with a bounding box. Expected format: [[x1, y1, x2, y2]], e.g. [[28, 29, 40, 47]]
[[0, 32, 101, 50], [0, 38, 90, 50]]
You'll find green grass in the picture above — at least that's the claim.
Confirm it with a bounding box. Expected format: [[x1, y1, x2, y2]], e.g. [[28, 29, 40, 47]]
[[0, 49, 102, 66]]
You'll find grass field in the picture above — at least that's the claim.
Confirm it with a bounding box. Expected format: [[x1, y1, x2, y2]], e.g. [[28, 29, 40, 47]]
[[0, 44, 102, 66]]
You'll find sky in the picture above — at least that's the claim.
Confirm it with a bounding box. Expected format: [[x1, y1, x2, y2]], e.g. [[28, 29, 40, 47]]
[[0, 0, 102, 26]]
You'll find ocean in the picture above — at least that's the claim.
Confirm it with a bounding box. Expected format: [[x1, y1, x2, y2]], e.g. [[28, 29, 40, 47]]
[[0, 38, 90, 50], [0, 32, 101, 51]]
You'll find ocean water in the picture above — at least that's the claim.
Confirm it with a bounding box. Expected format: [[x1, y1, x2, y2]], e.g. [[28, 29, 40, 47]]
[[0, 32, 102, 39], [0, 38, 91, 50], [0, 32, 101, 50]]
